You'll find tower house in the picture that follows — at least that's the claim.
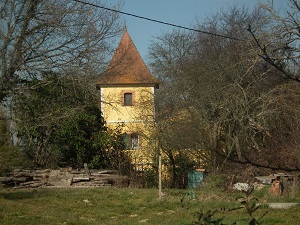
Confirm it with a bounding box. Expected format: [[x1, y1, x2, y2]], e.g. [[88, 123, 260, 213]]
[[97, 27, 159, 170]]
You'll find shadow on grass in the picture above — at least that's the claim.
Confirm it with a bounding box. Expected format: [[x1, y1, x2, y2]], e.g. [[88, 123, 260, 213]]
[[0, 189, 39, 200]]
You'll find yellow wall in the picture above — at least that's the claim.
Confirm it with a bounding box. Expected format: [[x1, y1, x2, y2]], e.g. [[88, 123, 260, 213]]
[[100, 85, 155, 124], [100, 85, 157, 169]]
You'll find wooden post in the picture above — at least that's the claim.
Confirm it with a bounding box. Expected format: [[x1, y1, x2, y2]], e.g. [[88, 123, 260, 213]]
[[159, 154, 162, 199]]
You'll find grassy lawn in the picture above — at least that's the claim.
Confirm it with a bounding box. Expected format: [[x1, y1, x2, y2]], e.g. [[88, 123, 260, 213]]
[[0, 185, 299, 225]]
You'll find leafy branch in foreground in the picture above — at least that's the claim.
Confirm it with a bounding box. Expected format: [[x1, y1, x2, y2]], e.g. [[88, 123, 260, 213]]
[[232, 183, 268, 225], [180, 194, 226, 225], [182, 182, 268, 225], [191, 209, 226, 225]]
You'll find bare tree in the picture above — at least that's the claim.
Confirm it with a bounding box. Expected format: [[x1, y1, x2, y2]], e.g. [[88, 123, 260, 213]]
[[248, 0, 300, 82], [0, 0, 122, 101], [150, 4, 300, 177], [149, 31, 203, 187], [0, 0, 124, 167]]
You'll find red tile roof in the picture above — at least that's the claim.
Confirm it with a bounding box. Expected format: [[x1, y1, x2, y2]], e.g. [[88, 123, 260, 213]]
[[97, 27, 159, 87]]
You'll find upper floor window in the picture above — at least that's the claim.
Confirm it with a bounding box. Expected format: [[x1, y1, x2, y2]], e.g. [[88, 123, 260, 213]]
[[124, 93, 133, 106], [122, 91, 135, 106]]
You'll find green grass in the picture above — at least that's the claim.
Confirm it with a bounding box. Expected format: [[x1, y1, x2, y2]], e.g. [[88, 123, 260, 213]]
[[0, 186, 299, 225]]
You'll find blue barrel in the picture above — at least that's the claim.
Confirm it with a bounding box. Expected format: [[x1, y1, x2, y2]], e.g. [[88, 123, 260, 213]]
[[188, 171, 205, 188]]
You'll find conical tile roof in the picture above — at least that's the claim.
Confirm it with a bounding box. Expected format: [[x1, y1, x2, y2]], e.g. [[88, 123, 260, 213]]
[[98, 27, 159, 87]]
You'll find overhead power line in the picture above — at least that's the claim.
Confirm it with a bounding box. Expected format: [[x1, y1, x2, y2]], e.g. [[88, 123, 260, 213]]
[[73, 0, 241, 41]]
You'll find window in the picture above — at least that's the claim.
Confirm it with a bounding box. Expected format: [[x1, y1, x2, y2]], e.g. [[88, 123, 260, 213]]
[[124, 133, 139, 150], [122, 91, 135, 106], [124, 93, 132, 106], [130, 133, 139, 149]]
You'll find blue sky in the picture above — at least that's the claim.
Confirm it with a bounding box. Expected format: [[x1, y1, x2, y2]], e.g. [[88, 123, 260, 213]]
[[108, 0, 286, 62]]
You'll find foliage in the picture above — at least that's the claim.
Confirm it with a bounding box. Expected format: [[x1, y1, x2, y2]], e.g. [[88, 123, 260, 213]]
[[50, 106, 110, 168], [162, 149, 197, 188], [192, 209, 225, 225], [105, 125, 133, 175], [184, 181, 269, 225], [0, 145, 26, 176], [175, 152, 196, 184], [234, 183, 260, 217], [12, 74, 130, 170], [0, 0, 123, 170], [232, 183, 267, 225], [201, 174, 227, 192], [0, 109, 27, 175], [13, 74, 90, 167], [181, 194, 226, 225], [140, 168, 158, 188], [0, 109, 9, 146]]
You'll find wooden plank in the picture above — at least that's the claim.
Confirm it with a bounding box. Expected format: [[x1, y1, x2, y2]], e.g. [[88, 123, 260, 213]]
[[72, 177, 90, 183]]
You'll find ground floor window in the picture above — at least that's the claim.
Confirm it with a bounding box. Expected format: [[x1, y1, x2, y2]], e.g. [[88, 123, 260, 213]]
[[124, 133, 139, 150]]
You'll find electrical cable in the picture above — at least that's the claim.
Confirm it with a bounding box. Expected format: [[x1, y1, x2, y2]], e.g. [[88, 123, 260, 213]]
[[73, 0, 241, 41]]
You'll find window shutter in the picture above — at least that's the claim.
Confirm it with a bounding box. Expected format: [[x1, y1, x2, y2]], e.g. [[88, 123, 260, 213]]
[[121, 90, 125, 105], [132, 91, 136, 106]]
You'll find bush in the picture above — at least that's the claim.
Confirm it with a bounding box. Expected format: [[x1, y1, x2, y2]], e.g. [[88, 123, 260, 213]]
[[0, 145, 26, 176], [201, 174, 227, 191]]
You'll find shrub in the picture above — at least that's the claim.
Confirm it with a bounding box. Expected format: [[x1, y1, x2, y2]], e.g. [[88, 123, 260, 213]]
[[0, 145, 26, 176]]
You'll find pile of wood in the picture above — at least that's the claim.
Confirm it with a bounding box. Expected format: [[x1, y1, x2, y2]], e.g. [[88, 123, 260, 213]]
[[0, 168, 130, 188]]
